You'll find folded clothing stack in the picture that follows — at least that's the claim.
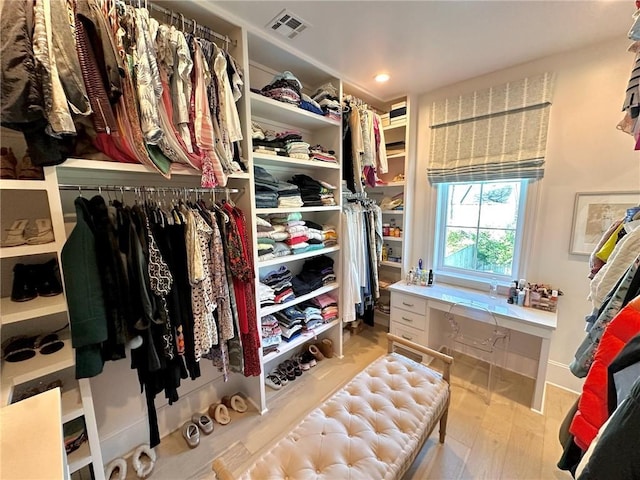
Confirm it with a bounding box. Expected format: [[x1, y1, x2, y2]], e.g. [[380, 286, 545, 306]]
[[312, 293, 339, 322], [275, 306, 305, 341], [285, 222, 309, 253], [288, 174, 336, 207], [261, 314, 282, 349], [309, 144, 337, 164], [277, 182, 303, 209], [260, 71, 302, 106], [261, 266, 295, 304], [254, 166, 279, 208], [257, 237, 275, 261], [322, 224, 338, 247], [258, 282, 276, 308], [305, 220, 324, 249], [292, 255, 335, 296], [312, 82, 341, 121], [300, 93, 324, 115]]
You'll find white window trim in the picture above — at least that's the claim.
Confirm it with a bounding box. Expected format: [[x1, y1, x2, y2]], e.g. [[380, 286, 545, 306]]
[[431, 179, 541, 292]]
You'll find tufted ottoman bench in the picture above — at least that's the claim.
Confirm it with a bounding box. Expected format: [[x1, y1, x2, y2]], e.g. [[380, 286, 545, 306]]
[[213, 334, 452, 480]]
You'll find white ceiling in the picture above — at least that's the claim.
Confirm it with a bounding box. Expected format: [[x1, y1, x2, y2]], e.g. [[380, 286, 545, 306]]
[[214, 0, 634, 102]]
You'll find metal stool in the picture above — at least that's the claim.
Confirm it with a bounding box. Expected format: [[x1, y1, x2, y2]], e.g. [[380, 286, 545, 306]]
[[445, 302, 510, 404]]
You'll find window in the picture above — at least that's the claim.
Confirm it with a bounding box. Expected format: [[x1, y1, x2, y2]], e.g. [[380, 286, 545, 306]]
[[434, 180, 527, 281]]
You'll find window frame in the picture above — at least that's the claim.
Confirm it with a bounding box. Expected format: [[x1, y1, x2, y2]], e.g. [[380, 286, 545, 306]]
[[433, 179, 529, 286]]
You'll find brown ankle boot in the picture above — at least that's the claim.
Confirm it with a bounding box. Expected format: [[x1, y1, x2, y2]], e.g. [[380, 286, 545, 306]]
[[17, 151, 44, 180], [0, 147, 17, 179]]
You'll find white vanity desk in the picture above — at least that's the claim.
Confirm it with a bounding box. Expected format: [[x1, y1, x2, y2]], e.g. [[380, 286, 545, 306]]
[[388, 281, 557, 412]]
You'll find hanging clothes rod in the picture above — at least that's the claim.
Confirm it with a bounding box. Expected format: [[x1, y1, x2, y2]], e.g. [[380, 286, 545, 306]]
[[147, 2, 237, 48], [58, 184, 242, 194]]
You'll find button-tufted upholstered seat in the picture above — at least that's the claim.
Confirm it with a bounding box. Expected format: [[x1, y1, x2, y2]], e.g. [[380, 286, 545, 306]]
[[213, 334, 452, 480]]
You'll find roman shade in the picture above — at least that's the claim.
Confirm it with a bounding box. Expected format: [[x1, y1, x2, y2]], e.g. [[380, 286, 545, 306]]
[[428, 73, 555, 184]]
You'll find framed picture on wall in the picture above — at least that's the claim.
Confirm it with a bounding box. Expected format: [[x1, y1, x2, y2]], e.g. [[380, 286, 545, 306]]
[[569, 191, 640, 255]]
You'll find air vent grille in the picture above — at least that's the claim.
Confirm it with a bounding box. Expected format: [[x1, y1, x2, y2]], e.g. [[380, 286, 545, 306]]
[[267, 9, 310, 40]]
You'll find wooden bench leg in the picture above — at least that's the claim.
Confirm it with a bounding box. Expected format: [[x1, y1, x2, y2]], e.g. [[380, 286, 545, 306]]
[[439, 401, 449, 443]]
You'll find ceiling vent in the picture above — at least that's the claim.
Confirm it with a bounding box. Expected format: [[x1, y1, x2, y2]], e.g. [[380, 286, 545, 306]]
[[266, 9, 310, 39]]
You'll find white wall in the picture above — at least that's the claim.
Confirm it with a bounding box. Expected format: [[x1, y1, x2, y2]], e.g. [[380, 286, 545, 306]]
[[411, 37, 640, 392]]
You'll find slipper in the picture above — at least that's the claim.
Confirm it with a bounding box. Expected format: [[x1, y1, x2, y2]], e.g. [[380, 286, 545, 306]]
[[191, 413, 214, 435], [104, 458, 127, 480], [308, 344, 324, 361], [208, 403, 231, 425], [25, 218, 54, 245], [1, 219, 28, 247], [222, 393, 248, 413], [182, 421, 200, 448], [132, 444, 156, 478], [265, 374, 283, 390]]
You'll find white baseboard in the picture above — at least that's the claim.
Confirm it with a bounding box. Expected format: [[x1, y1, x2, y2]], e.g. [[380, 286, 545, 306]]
[[546, 359, 583, 394]]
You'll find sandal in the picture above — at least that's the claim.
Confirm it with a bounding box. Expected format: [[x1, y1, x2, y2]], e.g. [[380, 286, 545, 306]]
[[25, 218, 54, 245], [222, 393, 248, 413], [191, 413, 214, 435], [273, 368, 289, 385], [182, 421, 200, 448], [104, 458, 127, 480], [1, 219, 28, 247], [132, 444, 156, 478], [208, 403, 231, 425], [265, 373, 283, 390]]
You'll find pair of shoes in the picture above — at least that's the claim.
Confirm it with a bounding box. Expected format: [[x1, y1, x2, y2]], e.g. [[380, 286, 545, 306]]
[[0, 148, 44, 180], [2, 332, 65, 363], [11, 259, 63, 302], [2, 219, 55, 247], [105, 445, 156, 480], [222, 393, 248, 414], [182, 413, 214, 448], [208, 403, 231, 426], [298, 351, 317, 369], [308, 338, 334, 360]]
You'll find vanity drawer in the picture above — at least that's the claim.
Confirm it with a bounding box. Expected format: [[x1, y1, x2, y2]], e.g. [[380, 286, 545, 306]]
[[391, 292, 427, 315], [390, 323, 426, 347], [390, 307, 427, 331]]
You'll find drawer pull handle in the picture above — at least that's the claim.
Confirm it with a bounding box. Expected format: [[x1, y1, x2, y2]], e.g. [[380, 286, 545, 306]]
[[402, 302, 414, 307], [402, 335, 413, 341], [401, 317, 413, 322]]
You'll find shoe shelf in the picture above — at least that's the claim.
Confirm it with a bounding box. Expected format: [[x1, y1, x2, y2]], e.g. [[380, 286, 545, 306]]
[[61, 386, 84, 424], [0, 242, 58, 259], [383, 122, 407, 131], [383, 236, 403, 242], [0, 179, 47, 191], [373, 181, 405, 189], [250, 93, 341, 129], [257, 246, 340, 268], [252, 153, 340, 170], [262, 318, 340, 366], [380, 260, 402, 269], [260, 283, 339, 317], [0, 294, 67, 325], [381, 210, 404, 215], [255, 206, 341, 215], [387, 152, 406, 160], [67, 440, 92, 474], [1, 338, 74, 391]]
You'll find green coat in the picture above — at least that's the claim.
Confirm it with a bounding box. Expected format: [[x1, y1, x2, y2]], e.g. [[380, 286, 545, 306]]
[[61, 197, 107, 378]]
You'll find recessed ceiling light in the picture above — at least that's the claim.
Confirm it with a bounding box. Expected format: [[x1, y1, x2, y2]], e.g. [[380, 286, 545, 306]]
[[375, 73, 390, 83]]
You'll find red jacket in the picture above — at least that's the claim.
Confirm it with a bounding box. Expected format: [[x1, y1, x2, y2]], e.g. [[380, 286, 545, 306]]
[[569, 297, 640, 450]]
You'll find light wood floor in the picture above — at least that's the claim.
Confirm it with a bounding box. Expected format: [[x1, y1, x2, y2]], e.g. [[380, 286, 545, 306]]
[[120, 325, 577, 480]]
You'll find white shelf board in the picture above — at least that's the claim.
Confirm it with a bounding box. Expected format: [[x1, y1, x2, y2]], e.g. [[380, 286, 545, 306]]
[[373, 181, 405, 188], [1, 294, 67, 325], [383, 236, 403, 242], [256, 206, 340, 214], [61, 387, 84, 424], [250, 93, 341, 129], [383, 122, 407, 131], [1, 339, 74, 388], [67, 441, 92, 474], [381, 210, 404, 215], [258, 246, 340, 268], [387, 152, 406, 159], [260, 284, 339, 317], [0, 179, 48, 190], [380, 261, 402, 269], [262, 319, 340, 365], [252, 153, 339, 170], [0, 242, 57, 259]]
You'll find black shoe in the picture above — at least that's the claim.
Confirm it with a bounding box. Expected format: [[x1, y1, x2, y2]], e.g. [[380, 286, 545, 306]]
[[11, 263, 37, 302], [36, 259, 63, 297]]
